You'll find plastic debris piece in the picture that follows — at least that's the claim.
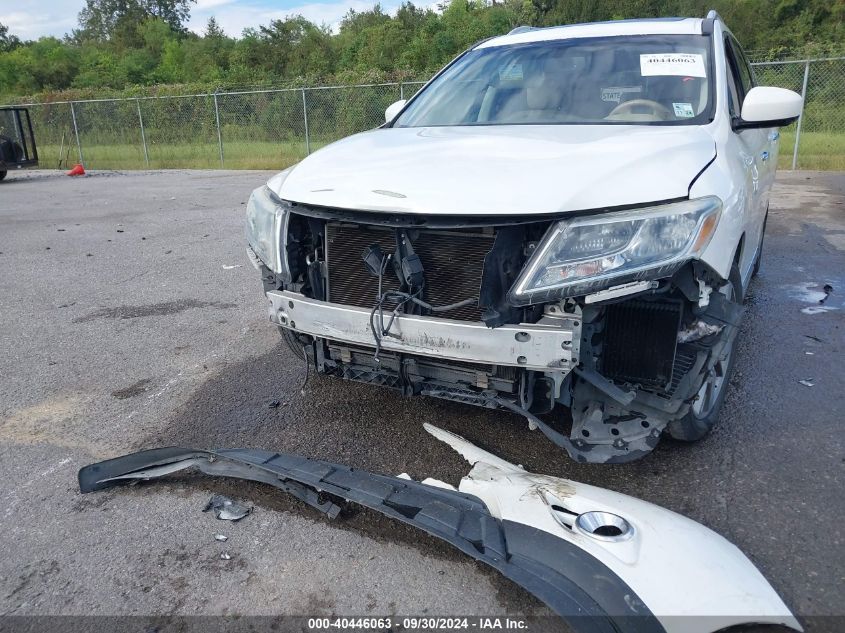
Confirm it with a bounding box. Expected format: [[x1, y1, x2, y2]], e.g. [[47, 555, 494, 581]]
[[203, 494, 252, 521], [66, 164, 85, 177], [798, 379, 814, 387], [220, 552, 232, 560], [222, 264, 242, 270], [214, 534, 228, 542]]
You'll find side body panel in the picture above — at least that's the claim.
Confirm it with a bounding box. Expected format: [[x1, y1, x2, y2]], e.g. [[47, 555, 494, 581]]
[[696, 24, 777, 286]]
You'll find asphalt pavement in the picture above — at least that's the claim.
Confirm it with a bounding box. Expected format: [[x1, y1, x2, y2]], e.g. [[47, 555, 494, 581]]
[[0, 168, 842, 630]]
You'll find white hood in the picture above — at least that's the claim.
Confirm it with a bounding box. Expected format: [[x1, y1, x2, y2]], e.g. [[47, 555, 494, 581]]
[[274, 125, 716, 216]]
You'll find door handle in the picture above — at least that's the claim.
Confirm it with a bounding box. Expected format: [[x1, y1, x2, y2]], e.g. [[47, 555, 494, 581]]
[[761, 151, 770, 162]]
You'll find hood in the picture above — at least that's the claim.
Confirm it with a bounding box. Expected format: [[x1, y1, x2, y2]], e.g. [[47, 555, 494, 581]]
[[274, 125, 716, 216]]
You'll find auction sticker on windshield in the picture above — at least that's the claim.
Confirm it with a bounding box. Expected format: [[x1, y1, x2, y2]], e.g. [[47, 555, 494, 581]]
[[640, 53, 706, 77]]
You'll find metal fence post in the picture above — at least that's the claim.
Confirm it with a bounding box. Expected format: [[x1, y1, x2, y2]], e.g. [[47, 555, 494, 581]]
[[69, 101, 84, 166], [136, 98, 150, 167], [302, 88, 311, 155], [399, 82, 404, 100], [213, 92, 224, 168], [792, 60, 811, 170]]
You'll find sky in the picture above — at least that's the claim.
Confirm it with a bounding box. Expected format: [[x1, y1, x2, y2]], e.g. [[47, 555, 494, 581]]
[[0, 0, 408, 41]]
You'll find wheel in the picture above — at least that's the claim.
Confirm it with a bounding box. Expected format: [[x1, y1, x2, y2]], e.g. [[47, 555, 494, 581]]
[[667, 266, 742, 442], [752, 212, 767, 277], [279, 326, 306, 360], [0, 170, 7, 182]]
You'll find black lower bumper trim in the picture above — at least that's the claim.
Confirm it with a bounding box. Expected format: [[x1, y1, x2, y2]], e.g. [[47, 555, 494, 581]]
[[79, 448, 663, 633]]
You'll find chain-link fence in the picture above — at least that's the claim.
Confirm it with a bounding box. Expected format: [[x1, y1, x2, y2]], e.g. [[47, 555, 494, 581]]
[[4, 58, 843, 172], [750, 57, 845, 170], [4, 81, 426, 172]]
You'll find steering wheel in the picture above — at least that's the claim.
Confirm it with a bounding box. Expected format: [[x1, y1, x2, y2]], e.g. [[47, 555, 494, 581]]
[[606, 99, 673, 121]]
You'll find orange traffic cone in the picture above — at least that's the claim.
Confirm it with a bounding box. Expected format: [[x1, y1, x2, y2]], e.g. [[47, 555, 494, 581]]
[[66, 164, 86, 176]]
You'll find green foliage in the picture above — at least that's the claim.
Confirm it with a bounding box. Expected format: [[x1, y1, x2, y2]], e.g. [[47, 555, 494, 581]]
[[0, 22, 22, 52], [1, 0, 843, 100], [75, 0, 196, 45]]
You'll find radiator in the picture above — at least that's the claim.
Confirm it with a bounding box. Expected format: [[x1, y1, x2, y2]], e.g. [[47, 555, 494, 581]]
[[601, 300, 683, 389], [325, 223, 494, 321]]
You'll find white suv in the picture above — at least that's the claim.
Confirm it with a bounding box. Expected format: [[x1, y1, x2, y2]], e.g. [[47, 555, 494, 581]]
[[245, 12, 802, 463]]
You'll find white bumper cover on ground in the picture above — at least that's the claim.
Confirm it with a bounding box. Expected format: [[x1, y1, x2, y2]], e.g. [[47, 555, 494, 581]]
[[424, 424, 801, 633]]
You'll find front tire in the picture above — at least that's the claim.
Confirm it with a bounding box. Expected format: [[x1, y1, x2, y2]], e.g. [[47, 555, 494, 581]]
[[667, 266, 742, 442]]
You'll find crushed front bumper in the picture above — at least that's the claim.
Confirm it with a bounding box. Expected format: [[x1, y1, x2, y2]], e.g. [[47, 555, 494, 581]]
[[267, 290, 578, 372]]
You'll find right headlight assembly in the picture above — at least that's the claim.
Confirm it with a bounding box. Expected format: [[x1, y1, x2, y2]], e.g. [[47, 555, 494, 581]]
[[245, 168, 293, 276], [509, 196, 722, 305]]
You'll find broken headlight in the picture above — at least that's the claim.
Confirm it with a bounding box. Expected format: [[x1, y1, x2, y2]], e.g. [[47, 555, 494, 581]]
[[509, 197, 721, 304], [245, 171, 291, 274]]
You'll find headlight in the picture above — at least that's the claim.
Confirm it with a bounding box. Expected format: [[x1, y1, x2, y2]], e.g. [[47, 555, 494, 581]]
[[245, 169, 292, 275], [509, 197, 721, 304]]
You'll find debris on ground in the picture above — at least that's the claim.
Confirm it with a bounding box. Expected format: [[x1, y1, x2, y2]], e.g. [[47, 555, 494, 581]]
[[203, 494, 251, 521], [78, 441, 801, 633], [819, 284, 834, 304], [222, 264, 242, 270], [214, 534, 228, 542], [267, 400, 281, 409], [798, 379, 815, 387]]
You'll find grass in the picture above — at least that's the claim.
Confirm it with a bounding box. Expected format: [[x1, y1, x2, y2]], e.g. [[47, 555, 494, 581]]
[[35, 131, 845, 172], [35, 139, 318, 171], [777, 130, 845, 171]]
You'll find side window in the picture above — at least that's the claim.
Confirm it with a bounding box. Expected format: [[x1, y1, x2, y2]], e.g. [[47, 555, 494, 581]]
[[730, 37, 756, 98], [724, 44, 742, 116]]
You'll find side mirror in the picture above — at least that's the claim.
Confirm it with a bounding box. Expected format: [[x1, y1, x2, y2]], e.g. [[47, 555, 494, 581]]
[[735, 86, 803, 130], [385, 100, 407, 123]]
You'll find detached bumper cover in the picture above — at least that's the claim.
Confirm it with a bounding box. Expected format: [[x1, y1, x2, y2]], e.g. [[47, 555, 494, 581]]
[[267, 290, 577, 371], [78, 432, 800, 633]]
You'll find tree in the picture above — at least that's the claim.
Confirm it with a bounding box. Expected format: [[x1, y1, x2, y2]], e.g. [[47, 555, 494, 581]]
[[0, 22, 22, 52], [205, 16, 225, 39], [76, 0, 196, 44], [258, 16, 335, 78], [1, 0, 843, 99]]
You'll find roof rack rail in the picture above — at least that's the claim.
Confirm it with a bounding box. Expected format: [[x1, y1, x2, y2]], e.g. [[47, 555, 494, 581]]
[[508, 26, 537, 35]]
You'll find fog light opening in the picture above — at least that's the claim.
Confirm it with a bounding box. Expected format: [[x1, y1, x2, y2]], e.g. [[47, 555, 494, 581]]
[[575, 511, 634, 542]]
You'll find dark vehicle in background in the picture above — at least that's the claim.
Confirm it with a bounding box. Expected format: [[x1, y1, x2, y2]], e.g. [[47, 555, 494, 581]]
[[0, 107, 38, 181]]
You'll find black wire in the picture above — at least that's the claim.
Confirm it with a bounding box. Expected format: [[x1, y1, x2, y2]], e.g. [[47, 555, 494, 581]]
[[368, 255, 477, 363]]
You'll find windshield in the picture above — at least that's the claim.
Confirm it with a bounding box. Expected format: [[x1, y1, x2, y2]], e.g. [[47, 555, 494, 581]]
[[394, 35, 713, 127]]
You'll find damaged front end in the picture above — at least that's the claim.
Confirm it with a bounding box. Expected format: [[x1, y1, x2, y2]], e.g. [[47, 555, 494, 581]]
[[78, 428, 800, 633], [248, 187, 740, 463]]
